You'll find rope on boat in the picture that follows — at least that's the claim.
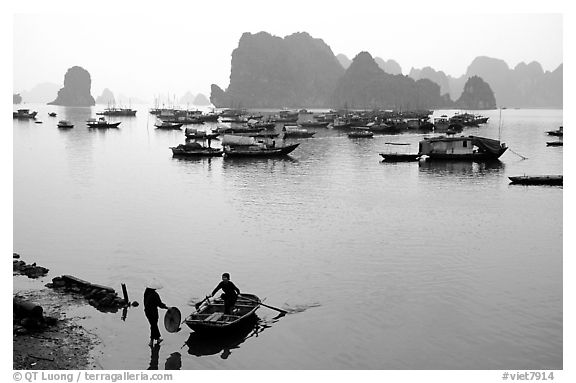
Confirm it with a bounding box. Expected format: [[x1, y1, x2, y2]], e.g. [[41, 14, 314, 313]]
[[508, 148, 528, 160]]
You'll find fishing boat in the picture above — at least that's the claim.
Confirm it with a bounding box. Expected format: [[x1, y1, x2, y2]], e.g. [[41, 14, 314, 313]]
[[348, 128, 374, 138], [418, 135, 507, 160], [170, 142, 223, 157], [546, 127, 563, 136], [13, 109, 38, 119], [379, 142, 421, 162], [509, 175, 563, 186], [155, 121, 183, 130], [184, 293, 261, 333], [224, 143, 299, 157], [546, 141, 563, 147], [184, 127, 219, 139], [282, 126, 315, 138], [86, 117, 121, 128], [97, 107, 137, 117], [57, 120, 74, 129], [299, 121, 329, 128], [48, 112, 57, 117]]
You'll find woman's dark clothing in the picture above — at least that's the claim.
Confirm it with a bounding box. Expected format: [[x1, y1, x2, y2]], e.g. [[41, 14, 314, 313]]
[[144, 288, 168, 340], [212, 280, 240, 314]]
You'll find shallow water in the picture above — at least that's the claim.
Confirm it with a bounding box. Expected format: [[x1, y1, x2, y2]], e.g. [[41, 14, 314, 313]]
[[13, 105, 562, 369]]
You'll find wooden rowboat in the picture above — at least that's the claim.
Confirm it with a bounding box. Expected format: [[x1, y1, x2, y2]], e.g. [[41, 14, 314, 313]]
[[185, 293, 261, 333]]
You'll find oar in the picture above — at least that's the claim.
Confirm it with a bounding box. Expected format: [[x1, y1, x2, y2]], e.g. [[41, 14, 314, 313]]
[[194, 296, 210, 311], [242, 296, 288, 314]]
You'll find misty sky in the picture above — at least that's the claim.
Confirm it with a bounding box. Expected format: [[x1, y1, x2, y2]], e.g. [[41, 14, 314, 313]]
[[12, 2, 563, 103]]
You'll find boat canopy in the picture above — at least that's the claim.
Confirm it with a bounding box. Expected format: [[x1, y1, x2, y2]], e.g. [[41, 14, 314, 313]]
[[422, 135, 505, 155]]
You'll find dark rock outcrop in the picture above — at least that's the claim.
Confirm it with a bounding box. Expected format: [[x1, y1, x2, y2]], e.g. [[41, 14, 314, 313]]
[[20, 82, 61, 103], [95, 88, 115, 105], [374, 57, 402, 75], [48, 66, 95, 106], [456, 76, 496, 110], [193, 93, 210, 106], [331, 52, 452, 110], [211, 31, 345, 108], [13, 94, 22, 104]]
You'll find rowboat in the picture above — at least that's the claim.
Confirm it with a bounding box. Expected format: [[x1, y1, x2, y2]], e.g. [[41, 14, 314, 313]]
[[509, 175, 563, 186], [185, 293, 261, 333]]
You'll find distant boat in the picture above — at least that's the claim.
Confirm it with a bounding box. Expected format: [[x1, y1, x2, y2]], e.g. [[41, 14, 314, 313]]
[[282, 126, 315, 138], [87, 117, 121, 128], [222, 135, 299, 157], [96, 107, 137, 117], [434, 116, 463, 133], [184, 127, 219, 139], [48, 112, 57, 117], [155, 121, 183, 130], [546, 127, 563, 137], [509, 175, 562, 186], [348, 128, 373, 138], [418, 135, 507, 160], [299, 121, 329, 128], [34, 120, 43, 124], [546, 141, 563, 147], [170, 142, 223, 157], [13, 109, 38, 119], [57, 120, 74, 128]]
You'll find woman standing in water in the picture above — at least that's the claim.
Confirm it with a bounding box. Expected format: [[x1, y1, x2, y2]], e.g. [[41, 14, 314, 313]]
[[144, 280, 168, 346]]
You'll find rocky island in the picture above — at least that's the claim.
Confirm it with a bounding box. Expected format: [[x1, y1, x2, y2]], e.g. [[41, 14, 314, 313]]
[[48, 66, 96, 106]]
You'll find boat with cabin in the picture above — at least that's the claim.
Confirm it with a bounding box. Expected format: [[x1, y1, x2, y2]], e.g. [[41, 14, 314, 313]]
[[97, 107, 137, 117], [222, 135, 299, 157], [57, 120, 74, 129], [418, 135, 507, 160], [86, 117, 121, 128], [184, 127, 219, 139], [170, 142, 223, 157], [184, 293, 261, 333], [13, 109, 38, 119]]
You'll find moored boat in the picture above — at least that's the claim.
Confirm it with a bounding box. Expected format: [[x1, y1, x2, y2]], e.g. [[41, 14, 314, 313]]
[[222, 135, 299, 157], [299, 121, 329, 128], [48, 112, 57, 117], [546, 126, 563, 136], [155, 121, 183, 130], [379, 142, 420, 162], [282, 126, 315, 138], [348, 128, 373, 138], [184, 127, 219, 139], [546, 141, 563, 147], [170, 142, 223, 157], [418, 135, 507, 160], [185, 293, 261, 333], [13, 109, 38, 119], [97, 107, 137, 117], [57, 120, 74, 128], [509, 175, 562, 186], [86, 117, 121, 128]]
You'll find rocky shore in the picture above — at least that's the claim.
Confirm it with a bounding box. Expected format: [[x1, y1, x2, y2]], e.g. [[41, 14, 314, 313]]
[[13, 288, 102, 370]]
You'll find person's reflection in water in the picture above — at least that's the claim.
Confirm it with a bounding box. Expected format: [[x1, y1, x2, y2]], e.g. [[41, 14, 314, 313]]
[[147, 343, 161, 370], [165, 352, 182, 370]]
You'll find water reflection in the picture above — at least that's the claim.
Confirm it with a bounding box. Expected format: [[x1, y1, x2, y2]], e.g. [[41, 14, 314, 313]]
[[221, 156, 298, 170], [147, 344, 161, 370], [418, 159, 505, 176], [185, 315, 265, 359], [164, 352, 182, 370]]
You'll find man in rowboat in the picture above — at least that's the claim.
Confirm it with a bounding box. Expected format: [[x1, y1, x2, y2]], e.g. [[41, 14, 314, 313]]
[[210, 273, 240, 315]]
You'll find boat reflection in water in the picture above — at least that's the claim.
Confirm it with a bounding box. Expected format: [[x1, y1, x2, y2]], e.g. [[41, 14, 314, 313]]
[[185, 315, 270, 359], [418, 159, 505, 176]]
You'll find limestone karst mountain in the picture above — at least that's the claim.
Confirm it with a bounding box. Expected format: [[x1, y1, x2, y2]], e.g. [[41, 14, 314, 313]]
[[48, 66, 95, 106]]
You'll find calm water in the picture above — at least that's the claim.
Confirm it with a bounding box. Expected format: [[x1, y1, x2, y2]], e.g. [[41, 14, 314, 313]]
[[13, 105, 562, 369]]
